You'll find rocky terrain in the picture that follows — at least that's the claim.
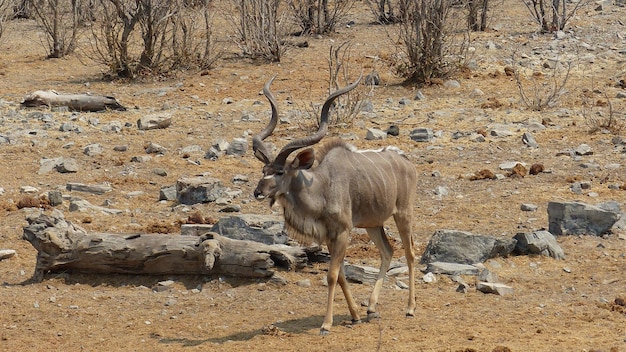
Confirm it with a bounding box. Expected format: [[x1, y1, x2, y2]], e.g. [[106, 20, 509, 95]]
[[0, 1, 625, 351]]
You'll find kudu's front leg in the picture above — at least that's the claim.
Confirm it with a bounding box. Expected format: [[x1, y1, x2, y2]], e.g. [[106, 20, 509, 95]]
[[321, 234, 359, 335]]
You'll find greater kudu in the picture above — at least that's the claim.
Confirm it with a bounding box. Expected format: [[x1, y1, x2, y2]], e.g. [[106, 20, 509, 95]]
[[252, 76, 417, 335]]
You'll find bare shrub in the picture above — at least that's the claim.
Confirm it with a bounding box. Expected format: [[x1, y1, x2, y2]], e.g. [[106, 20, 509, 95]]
[[365, 0, 405, 24], [227, 0, 287, 62], [89, 0, 220, 78], [520, 0, 589, 33], [287, 0, 356, 35], [394, 0, 469, 84], [12, 0, 33, 19], [582, 92, 625, 134], [324, 41, 366, 127], [0, 0, 9, 40], [30, 0, 83, 58], [465, 0, 489, 31], [296, 42, 366, 130], [512, 52, 572, 111]]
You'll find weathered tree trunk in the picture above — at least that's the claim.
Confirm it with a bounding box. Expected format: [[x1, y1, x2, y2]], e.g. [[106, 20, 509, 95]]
[[21, 90, 127, 111], [22, 211, 308, 282]]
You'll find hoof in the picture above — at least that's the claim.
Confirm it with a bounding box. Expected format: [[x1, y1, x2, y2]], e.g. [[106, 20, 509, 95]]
[[366, 311, 380, 322], [406, 312, 415, 317], [319, 328, 330, 336]]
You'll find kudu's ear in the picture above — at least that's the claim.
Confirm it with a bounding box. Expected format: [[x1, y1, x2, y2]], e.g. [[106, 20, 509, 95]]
[[291, 148, 315, 170]]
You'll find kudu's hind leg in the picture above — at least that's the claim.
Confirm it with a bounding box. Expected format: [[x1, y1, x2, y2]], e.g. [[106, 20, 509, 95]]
[[394, 213, 416, 316], [365, 226, 393, 321], [337, 264, 362, 324]]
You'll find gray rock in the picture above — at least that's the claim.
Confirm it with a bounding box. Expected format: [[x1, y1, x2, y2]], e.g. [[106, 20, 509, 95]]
[[219, 205, 242, 213], [469, 133, 486, 142], [69, 198, 123, 214], [344, 264, 380, 284], [360, 99, 374, 112], [490, 129, 514, 137], [410, 128, 434, 142], [131, 155, 152, 163], [548, 201, 621, 236], [152, 168, 167, 176], [521, 203, 538, 212], [443, 80, 460, 89], [414, 90, 426, 100], [38, 157, 63, 174], [514, 231, 566, 259], [469, 88, 484, 97], [365, 128, 387, 141], [204, 146, 222, 160], [522, 132, 538, 148], [0, 249, 17, 260], [207, 214, 288, 245], [101, 121, 123, 133], [214, 139, 230, 152], [159, 185, 177, 201], [83, 143, 104, 156], [180, 145, 203, 154], [57, 158, 78, 173], [48, 190, 63, 206], [434, 186, 449, 197], [137, 114, 172, 130], [575, 143, 593, 156], [420, 230, 517, 264], [425, 262, 480, 276], [386, 125, 399, 136], [364, 71, 380, 86], [66, 182, 112, 195], [233, 174, 249, 183], [145, 142, 167, 154], [176, 176, 227, 205], [476, 282, 514, 295], [478, 268, 499, 283], [226, 138, 247, 156], [499, 161, 526, 171]]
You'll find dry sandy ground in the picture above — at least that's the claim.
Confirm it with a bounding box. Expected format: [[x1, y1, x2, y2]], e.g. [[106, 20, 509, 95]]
[[0, 2, 625, 351]]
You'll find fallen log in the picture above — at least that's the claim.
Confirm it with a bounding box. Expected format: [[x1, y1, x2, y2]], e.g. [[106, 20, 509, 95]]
[[22, 210, 308, 282], [21, 90, 126, 112]]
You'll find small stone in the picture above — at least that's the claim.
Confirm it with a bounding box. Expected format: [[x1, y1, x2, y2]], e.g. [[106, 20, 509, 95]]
[[422, 272, 437, 283], [521, 203, 538, 212], [0, 249, 17, 260], [296, 279, 311, 287], [153, 168, 168, 177]]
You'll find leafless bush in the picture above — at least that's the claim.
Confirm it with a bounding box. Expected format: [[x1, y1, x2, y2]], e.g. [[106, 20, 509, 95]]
[[324, 41, 366, 127], [365, 0, 404, 24], [11, 0, 33, 19], [287, 0, 355, 35], [582, 92, 625, 134], [0, 0, 9, 40], [520, 0, 588, 33], [394, 0, 469, 84], [227, 0, 287, 62], [464, 0, 489, 31], [512, 53, 572, 111], [89, 0, 220, 78], [30, 0, 83, 58], [295, 42, 366, 130]]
